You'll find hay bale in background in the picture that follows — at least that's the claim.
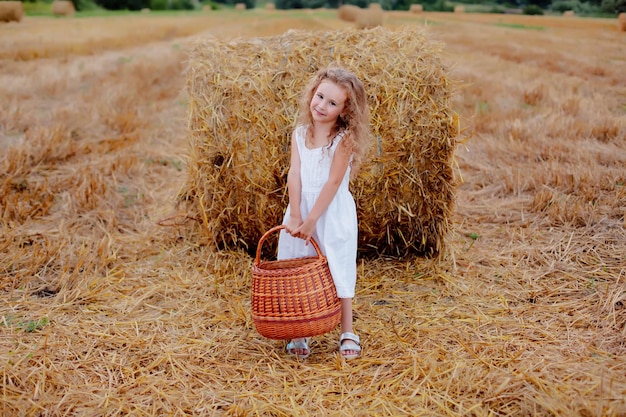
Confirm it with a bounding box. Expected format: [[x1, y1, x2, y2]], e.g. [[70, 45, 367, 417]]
[[355, 7, 384, 29], [337, 4, 360, 22], [265, 2, 275, 9], [410, 4, 423, 13], [52, 0, 76, 16], [618, 13, 626, 32], [181, 27, 458, 257], [454, 5, 465, 12], [235, 2, 246, 10], [0, 1, 23, 22], [563, 10, 574, 17]]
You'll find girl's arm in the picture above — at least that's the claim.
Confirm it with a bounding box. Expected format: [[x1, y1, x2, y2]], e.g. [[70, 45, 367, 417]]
[[285, 130, 303, 234], [292, 139, 351, 243]]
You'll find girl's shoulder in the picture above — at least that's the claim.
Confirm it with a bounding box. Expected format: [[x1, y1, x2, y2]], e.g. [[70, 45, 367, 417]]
[[295, 125, 308, 136], [334, 130, 348, 145], [293, 125, 308, 150]]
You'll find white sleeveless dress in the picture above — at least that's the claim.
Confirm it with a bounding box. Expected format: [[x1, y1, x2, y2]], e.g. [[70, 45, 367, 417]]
[[277, 125, 357, 298]]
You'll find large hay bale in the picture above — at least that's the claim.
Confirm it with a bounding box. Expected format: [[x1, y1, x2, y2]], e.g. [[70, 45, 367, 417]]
[[619, 13, 626, 32], [454, 5, 464, 13], [410, 4, 424, 13], [51, 0, 76, 16], [337, 4, 360, 22], [0, 1, 23, 22], [563, 10, 574, 17], [265, 2, 275, 9], [181, 27, 458, 258], [355, 7, 384, 29], [235, 2, 246, 10]]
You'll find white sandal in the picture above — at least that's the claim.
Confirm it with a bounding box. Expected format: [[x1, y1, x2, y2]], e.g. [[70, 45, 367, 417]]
[[339, 332, 361, 360], [286, 338, 311, 359]]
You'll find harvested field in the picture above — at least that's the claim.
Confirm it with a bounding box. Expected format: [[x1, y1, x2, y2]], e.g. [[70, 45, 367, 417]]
[[1, 9, 625, 416]]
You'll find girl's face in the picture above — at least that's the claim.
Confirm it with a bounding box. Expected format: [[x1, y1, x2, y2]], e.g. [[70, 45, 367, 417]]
[[310, 80, 347, 125]]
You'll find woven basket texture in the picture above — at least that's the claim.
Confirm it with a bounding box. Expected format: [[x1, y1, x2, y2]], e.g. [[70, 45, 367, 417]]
[[251, 226, 341, 339]]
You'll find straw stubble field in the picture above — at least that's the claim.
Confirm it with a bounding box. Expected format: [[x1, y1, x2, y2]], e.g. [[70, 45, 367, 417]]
[[1, 9, 625, 416]]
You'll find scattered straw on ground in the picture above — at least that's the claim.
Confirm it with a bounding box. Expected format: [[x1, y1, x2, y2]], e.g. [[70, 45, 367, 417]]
[[1, 11, 624, 416]]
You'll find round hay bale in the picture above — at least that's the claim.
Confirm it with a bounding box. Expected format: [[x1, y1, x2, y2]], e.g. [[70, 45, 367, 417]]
[[182, 27, 458, 258], [202, 4, 212, 11], [368, 2, 382, 10], [618, 12, 626, 32], [337, 4, 360, 22], [140, 7, 151, 12], [410, 4, 423, 13], [563, 10, 574, 17], [235, 2, 246, 10], [265, 2, 275, 9], [355, 7, 384, 29], [52, 0, 76, 17], [0, 1, 24, 23], [454, 5, 464, 13]]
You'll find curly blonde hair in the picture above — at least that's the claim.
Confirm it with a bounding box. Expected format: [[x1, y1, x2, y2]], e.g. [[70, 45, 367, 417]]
[[296, 66, 373, 177]]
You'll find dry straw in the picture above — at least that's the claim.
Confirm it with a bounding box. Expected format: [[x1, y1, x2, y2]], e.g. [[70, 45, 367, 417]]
[[563, 10, 575, 17], [619, 12, 626, 31], [235, 2, 246, 10], [337, 4, 360, 22], [1, 13, 625, 416], [410, 3, 424, 13], [180, 27, 458, 258], [355, 3, 384, 29], [51, 0, 76, 16], [454, 4, 465, 12], [0, 1, 23, 22]]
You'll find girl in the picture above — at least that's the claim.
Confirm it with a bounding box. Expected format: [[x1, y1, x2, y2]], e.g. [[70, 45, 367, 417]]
[[277, 67, 372, 360]]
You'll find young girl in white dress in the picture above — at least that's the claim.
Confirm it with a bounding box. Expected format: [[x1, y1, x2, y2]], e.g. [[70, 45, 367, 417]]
[[277, 67, 372, 360]]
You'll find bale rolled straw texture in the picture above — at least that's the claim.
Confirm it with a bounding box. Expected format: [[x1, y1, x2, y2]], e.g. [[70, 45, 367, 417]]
[[410, 4, 424, 13], [337, 4, 360, 22], [355, 7, 384, 29], [51, 0, 76, 16], [0, 1, 23, 22], [235, 2, 246, 10], [454, 5, 465, 13], [180, 27, 458, 258], [563, 10, 574, 17], [619, 12, 626, 32]]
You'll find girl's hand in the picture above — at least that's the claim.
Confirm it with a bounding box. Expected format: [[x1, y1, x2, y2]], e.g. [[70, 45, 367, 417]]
[[292, 218, 316, 245], [284, 216, 302, 236]]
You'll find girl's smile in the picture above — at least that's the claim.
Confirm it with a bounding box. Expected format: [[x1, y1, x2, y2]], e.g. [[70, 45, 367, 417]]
[[310, 80, 347, 124]]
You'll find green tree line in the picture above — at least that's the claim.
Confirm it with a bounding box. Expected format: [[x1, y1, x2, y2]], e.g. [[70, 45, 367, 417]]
[[14, 0, 626, 16]]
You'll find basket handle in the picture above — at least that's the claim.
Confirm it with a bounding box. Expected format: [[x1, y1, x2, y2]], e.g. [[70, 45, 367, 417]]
[[255, 225, 324, 265]]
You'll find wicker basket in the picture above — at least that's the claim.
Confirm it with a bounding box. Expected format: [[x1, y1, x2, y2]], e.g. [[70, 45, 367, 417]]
[[251, 225, 341, 340]]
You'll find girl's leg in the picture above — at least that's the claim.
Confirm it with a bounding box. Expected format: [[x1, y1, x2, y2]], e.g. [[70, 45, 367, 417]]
[[340, 298, 354, 334], [339, 298, 360, 358]]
